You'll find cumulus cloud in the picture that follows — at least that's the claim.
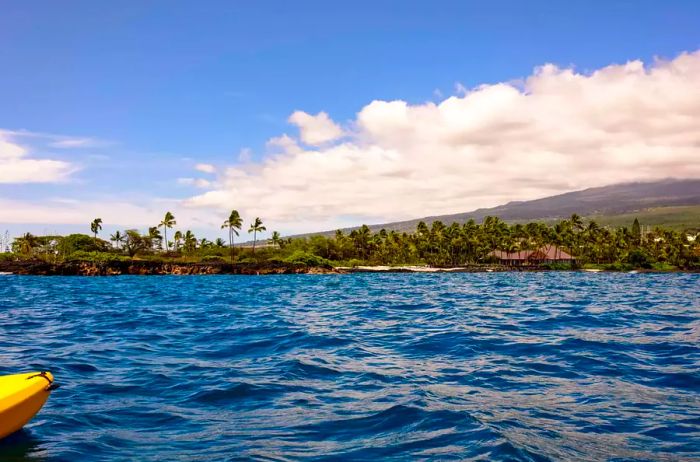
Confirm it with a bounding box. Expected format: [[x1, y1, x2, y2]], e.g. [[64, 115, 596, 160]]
[[185, 50, 700, 228], [288, 111, 345, 146], [0, 135, 76, 183]]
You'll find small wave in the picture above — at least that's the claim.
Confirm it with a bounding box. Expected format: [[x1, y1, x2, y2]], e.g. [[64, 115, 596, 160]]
[[63, 363, 99, 373], [282, 359, 343, 380], [189, 382, 294, 406]]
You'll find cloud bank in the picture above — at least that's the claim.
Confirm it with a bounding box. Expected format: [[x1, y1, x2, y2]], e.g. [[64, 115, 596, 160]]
[[185, 50, 700, 228], [0, 134, 75, 183]]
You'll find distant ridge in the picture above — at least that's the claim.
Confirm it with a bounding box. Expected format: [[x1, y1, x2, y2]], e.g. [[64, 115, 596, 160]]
[[292, 178, 700, 237]]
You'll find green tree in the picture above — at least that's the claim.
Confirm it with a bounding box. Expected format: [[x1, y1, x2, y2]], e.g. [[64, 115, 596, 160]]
[[110, 230, 124, 250], [160, 212, 176, 251], [90, 218, 103, 242], [148, 226, 163, 250], [13, 233, 38, 255], [632, 218, 642, 246], [270, 231, 281, 248], [221, 210, 243, 262], [248, 217, 266, 253], [124, 230, 147, 257], [173, 231, 183, 252], [183, 230, 197, 253]]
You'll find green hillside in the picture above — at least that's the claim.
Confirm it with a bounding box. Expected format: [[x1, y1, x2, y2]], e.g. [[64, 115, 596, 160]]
[[587, 206, 700, 231], [291, 179, 700, 239]]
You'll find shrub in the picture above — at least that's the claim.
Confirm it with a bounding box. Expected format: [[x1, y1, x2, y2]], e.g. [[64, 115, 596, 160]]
[[282, 250, 331, 267], [651, 262, 676, 271], [59, 234, 110, 254], [201, 255, 226, 263], [542, 262, 573, 270], [65, 251, 130, 263], [626, 249, 653, 269]]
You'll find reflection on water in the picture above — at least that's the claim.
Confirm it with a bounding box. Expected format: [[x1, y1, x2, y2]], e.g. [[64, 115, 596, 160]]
[[0, 272, 698, 461], [0, 430, 46, 462]]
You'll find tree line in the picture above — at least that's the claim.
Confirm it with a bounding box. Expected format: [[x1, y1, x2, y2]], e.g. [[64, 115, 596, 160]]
[[6, 213, 700, 270], [91, 211, 272, 260], [279, 215, 699, 269]]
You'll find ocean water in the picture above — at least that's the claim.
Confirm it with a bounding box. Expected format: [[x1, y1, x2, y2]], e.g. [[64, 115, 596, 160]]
[[0, 273, 698, 462]]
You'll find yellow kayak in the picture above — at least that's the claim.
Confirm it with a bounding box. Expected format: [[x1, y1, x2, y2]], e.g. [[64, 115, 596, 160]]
[[0, 372, 58, 439]]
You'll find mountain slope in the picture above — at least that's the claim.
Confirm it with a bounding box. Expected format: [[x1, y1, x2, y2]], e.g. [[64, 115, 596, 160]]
[[295, 179, 700, 237]]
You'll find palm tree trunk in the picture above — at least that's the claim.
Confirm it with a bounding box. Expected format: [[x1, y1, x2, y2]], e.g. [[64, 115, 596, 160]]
[[253, 230, 257, 253], [229, 227, 234, 263], [164, 227, 168, 251]]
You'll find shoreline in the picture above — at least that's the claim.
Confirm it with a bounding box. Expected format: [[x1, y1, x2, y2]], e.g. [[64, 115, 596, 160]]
[[0, 259, 334, 276], [0, 260, 695, 276]]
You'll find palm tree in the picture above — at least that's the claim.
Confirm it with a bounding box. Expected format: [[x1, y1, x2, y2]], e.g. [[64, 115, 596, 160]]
[[173, 230, 183, 252], [183, 230, 197, 253], [160, 212, 176, 251], [148, 226, 163, 250], [248, 217, 266, 253], [221, 210, 243, 262], [110, 230, 124, 250], [270, 231, 281, 248], [632, 218, 642, 245], [14, 232, 38, 255], [90, 218, 103, 242], [570, 214, 584, 232], [214, 238, 226, 247]]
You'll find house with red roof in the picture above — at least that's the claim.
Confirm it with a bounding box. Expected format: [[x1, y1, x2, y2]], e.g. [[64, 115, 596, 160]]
[[489, 246, 575, 266]]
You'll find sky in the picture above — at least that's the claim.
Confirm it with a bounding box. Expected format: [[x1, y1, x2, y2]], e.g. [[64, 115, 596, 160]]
[[1, 1, 700, 240]]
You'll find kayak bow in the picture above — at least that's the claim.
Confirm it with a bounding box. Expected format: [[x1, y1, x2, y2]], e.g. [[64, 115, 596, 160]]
[[0, 372, 58, 439]]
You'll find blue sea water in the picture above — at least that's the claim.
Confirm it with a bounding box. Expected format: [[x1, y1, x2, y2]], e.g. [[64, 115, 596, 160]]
[[0, 273, 698, 461]]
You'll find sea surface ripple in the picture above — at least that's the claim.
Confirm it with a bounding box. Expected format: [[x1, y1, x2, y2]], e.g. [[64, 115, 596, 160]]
[[0, 273, 699, 461]]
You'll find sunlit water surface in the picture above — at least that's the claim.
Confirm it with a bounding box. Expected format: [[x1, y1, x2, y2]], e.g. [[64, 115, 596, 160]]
[[0, 273, 698, 461]]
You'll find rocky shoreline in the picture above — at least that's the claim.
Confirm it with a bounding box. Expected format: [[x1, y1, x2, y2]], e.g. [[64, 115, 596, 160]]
[[0, 260, 691, 276], [0, 259, 337, 276], [0, 260, 522, 276]]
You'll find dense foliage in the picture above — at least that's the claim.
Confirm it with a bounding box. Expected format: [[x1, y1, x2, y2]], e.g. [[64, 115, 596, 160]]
[[5, 213, 700, 270]]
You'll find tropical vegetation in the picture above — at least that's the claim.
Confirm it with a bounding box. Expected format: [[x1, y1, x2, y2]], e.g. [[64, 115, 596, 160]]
[[2, 213, 699, 271]]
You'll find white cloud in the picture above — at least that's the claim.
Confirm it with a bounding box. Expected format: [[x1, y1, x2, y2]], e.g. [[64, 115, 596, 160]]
[[288, 111, 345, 146], [178, 177, 212, 188], [266, 134, 302, 154], [183, 50, 700, 229], [0, 197, 158, 226], [48, 137, 103, 148], [0, 129, 108, 149], [0, 136, 76, 183], [0, 196, 223, 234], [194, 163, 216, 173]]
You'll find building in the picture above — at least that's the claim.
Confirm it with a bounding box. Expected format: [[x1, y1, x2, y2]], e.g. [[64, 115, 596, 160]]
[[489, 246, 575, 266]]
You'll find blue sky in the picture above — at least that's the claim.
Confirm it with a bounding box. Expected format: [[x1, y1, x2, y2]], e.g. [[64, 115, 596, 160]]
[[1, 1, 700, 240]]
